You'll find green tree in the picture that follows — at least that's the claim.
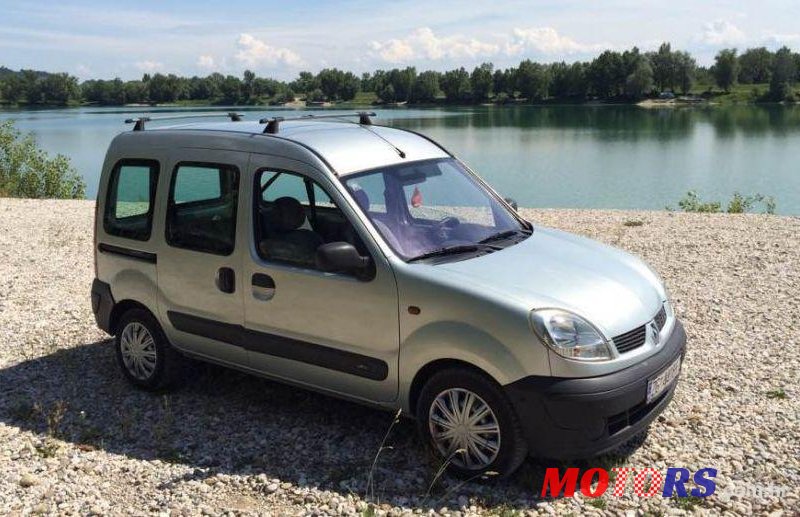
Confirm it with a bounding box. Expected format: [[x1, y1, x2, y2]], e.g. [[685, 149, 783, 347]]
[[673, 51, 697, 94], [308, 88, 326, 102], [0, 74, 25, 103], [588, 51, 625, 98], [625, 57, 654, 98], [317, 68, 346, 100], [516, 59, 549, 100], [713, 49, 739, 92], [0, 121, 85, 198], [386, 67, 416, 102], [218, 75, 242, 103], [21, 70, 42, 104], [338, 71, 360, 101], [492, 68, 515, 97], [470, 62, 494, 101], [410, 70, 440, 103], [242, 69, 256, 101], [440, 67, 471, 102], [377, 83, 396, 103], [738, 47, 773, 84], [649, 42, 675, 92], [769, 46, 797, 101], [124, 80, 148, 103], [290, 71, 317, 95]]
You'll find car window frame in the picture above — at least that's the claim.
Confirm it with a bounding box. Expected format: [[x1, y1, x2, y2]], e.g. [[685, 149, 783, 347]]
[[165, 160, 240, 256], [253, 167, 375, 279], [103, 158, 160, 242]]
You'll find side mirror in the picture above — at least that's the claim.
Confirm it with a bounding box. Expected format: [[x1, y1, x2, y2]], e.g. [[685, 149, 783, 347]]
[[504, 197, 519, 210], [316, 242, 370, 273]]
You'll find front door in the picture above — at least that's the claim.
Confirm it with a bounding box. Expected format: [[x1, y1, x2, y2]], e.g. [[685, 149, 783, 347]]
[[242, 153, 400, 403], [157, 149, 247, 367]]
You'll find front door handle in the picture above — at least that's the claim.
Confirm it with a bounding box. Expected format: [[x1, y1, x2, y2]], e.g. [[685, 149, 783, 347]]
[[251, 273, 275, 301], [215, 267, 236, 293]]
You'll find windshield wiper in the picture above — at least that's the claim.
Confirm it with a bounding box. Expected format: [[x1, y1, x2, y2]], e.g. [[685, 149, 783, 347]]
[[478, 228, 530, 244], [407, 244, 492, 263]]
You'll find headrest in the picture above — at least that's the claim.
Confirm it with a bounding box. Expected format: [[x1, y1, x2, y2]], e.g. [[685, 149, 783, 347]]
[[272, 197, 305, 231], [352, 189, 370, 211]]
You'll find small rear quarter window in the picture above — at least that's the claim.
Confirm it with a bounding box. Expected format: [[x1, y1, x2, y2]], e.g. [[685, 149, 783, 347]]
[[103, 160, 159, 241]]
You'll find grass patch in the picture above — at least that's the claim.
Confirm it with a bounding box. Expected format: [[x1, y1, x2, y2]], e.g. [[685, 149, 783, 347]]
[[671, 495, 704, 511], [623, 219, 645, 227], [586, 497, 607, 509], [766, 388, 787, 400]]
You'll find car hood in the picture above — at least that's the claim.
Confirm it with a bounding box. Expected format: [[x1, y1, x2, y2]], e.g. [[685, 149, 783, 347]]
[[434, 227, 664, 338]]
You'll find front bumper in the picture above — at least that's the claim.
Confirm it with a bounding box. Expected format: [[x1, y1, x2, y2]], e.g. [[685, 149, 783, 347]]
[[504, 319, 687, 459]]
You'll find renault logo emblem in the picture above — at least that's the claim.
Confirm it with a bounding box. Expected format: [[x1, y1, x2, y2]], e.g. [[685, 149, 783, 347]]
[[649, 322, 661, 345]]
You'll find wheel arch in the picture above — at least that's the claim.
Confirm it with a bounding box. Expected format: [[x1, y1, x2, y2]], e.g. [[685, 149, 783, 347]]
[[109, 299, 157, 335], [407, 358, 499, 417]]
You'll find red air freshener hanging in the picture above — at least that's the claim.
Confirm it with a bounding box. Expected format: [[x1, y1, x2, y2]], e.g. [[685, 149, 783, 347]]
[[411, 186, 423, 207]]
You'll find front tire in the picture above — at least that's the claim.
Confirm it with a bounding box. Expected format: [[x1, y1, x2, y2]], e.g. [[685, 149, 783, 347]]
[[115, 309, 183, 391], [416, 368, 528, 479]]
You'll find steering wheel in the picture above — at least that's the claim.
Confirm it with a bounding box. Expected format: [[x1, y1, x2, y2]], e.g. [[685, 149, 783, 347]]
[[432, 216, 461, 242]]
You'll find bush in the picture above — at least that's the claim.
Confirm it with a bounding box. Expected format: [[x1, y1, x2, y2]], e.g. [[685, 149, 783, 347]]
[[0, 120, 85, 198], [675, 190, 776, 214], [677, 190, 721, 213]]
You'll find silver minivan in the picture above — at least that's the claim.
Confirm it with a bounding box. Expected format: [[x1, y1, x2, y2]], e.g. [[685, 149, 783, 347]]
[[92, 112, 686, 477]]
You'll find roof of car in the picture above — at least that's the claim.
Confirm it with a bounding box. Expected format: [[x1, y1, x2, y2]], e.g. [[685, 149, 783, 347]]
[[146, 120, 450, 175]]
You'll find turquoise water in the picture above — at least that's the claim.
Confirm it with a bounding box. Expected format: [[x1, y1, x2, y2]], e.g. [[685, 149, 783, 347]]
[[1, 105, 799, 214]]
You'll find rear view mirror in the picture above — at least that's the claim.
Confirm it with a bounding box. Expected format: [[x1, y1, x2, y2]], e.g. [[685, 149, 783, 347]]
[[504, 197, 519, 210], [316, 242, 370, 273]]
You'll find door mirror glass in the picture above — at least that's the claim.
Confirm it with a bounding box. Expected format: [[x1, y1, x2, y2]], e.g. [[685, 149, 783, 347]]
[[316, 242, 370, 273], [504, 197, 519, 210]]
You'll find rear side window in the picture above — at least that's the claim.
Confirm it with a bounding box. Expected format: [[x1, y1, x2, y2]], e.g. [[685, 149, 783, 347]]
[[166, 162, 239, 255], [103, 160, 159, 241]]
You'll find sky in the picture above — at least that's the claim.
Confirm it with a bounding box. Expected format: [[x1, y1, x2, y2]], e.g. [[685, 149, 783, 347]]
[[2, 1, 800, 81]]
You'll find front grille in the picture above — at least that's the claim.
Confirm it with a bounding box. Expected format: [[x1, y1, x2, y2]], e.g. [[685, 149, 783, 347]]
[[612, 304, 668, 354], [612, 325, 646, 353], [654, 305, 667, 331], [607, 390, 669, 436]]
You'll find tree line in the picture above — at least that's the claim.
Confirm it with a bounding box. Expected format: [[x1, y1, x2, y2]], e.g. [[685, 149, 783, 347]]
[[1, 43, 798, 107]]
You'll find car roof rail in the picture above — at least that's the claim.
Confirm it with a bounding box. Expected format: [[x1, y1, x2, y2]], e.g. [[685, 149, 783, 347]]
[[259, 111, 375, 134], [124, 112, 244, 131]]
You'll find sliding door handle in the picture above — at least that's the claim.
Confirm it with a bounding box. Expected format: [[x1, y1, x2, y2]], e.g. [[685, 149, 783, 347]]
[[215, 267, 236, 293]]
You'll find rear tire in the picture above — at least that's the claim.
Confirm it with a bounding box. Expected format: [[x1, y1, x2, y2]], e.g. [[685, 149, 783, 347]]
[[416, 367, 528, 479], [115, 308, 183, 391]]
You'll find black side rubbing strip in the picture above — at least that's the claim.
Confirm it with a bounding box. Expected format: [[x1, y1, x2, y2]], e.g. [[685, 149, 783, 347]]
[[98, 243, 157, 263], [167, 311, 388, 381]]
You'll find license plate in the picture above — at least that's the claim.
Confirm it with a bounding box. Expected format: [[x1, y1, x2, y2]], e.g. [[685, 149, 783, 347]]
[[647, 358, 681, 403]]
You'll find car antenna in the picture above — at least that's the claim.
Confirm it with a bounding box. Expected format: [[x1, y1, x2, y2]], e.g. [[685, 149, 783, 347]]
[[358, 125, 406, 159]]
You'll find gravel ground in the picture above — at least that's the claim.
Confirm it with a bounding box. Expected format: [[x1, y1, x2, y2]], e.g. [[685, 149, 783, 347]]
[[0, 198, 798, 516]]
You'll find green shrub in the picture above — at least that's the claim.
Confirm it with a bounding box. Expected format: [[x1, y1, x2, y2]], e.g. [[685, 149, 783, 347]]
[[676, 190, 776, 214], [677, 190, 721, 213], [0, 120, 85, 198]]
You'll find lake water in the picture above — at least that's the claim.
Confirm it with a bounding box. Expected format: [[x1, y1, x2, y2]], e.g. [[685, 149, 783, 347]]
[[2, 105, 799, 214]]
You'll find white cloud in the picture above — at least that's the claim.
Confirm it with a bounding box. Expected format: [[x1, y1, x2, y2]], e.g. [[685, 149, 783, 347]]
[[698, 20, 746, 46], [135, 60, 164, 72], [197, 55, 215, 70], [235, 33, 302, 68], [506, 27, 607, 55], [369, 27, 499, 63], [762, 33, 800, 47]]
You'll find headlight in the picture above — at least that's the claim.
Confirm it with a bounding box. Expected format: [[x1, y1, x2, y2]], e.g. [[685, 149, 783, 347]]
[[530, 309, 611, 361]]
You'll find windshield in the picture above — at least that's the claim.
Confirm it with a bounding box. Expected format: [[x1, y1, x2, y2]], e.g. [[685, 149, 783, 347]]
[[343, 158, 528, 261]]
